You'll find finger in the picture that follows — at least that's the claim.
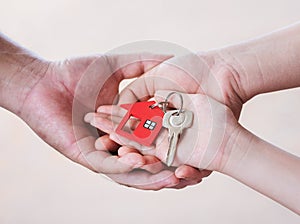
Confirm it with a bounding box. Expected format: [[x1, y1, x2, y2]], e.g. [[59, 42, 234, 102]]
[[117, 55, 202, 105], [74, 53, 172, 109], [89, 113, 119, 134], [118, 146, 140, 157], [170, 165, 210, 190], [63, 53, 172, 82], [97, 105, 126, 117], [84, 113, 123, 152], [201, 169, 213, 178], [140, 156, 165, 174], [172, 169, 213, 189], [87, 113, 154, 152], [87, 111, 154, 151], [105, 53, 172, 80], [84, 112, 116, 124], [96, 53, 173, 107], [118, 147, 164, 174], [175, 165, 204, 182], [110, 132, 154, 152], [169, 178, 202, 190], [86, 112, 131, 140], [95, 135, 119, 153], [97, 105, 140, 130], [118, 146, 156, 158], [117, 152, 146, 169], [71, 134, 145, 174], [87, 113, 127, 145], [107, 169, 179, 191], [118, 75, 154, 104]]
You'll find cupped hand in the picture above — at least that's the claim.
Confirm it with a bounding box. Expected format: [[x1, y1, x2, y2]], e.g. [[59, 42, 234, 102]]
[[86, 52, 244, 182], [117, 52, 244, 119], [19, 53, 206, 190], [87, 91, 240, 171]]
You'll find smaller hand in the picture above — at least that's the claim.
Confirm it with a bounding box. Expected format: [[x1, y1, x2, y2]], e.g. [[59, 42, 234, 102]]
[[86, 90, 238, 172]]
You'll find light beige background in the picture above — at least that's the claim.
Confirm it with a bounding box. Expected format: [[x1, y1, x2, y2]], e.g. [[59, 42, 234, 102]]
[[0, 0, 300, 223]]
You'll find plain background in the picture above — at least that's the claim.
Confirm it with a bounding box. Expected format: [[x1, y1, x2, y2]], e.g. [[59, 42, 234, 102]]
[[0, 0, 300, 223]]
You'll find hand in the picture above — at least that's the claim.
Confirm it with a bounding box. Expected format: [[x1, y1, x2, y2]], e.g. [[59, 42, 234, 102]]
[[116, 52, 244, 119], [18, 53, 207, 190], [85, 52, 244, 179], [87, 91, 240, 171]]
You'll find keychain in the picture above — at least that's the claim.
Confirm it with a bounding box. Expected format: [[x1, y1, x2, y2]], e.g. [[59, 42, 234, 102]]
[[115, 101, 165, 146], [115, 92, 193, 166]]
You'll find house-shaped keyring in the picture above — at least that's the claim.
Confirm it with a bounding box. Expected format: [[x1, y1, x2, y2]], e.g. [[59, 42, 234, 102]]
[[116, 101, 164, 146]]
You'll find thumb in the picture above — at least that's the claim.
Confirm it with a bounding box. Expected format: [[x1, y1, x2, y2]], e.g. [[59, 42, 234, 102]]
[[107, 53, 173, 79]]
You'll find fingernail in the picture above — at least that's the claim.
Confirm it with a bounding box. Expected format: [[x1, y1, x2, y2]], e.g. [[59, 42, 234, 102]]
[[175, 167, 185, 178], [84, 113, 92, 122], [97, 106, 105, 113], [89, 118, 97, 126], [176, 171, 186, 179]]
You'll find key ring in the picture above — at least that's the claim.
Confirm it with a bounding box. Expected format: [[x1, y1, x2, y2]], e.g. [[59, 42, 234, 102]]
[[164, 92, 184, 115], [150, 91, 183, 115]]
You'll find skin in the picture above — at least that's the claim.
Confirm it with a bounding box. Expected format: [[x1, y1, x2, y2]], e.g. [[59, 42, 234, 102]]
[[86, 91, 239, 171], [87, 23, 300, 213], [0, 34, 207, 190]]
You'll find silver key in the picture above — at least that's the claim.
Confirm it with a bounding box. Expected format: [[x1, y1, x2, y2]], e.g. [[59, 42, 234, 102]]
[[163, 110, 193, 166]]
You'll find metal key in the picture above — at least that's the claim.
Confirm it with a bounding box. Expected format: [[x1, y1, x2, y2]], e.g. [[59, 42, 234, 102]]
[[163, 110, 193, 166]]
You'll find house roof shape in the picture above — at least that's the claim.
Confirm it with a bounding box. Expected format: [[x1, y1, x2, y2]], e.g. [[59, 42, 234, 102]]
[[116, 101, 164, 146]]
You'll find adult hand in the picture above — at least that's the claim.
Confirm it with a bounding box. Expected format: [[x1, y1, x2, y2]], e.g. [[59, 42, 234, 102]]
[[16, 53, 206, 190]]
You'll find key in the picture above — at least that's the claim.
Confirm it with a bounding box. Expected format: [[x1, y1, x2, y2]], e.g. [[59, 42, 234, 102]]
[[163, 110, 193, 166]]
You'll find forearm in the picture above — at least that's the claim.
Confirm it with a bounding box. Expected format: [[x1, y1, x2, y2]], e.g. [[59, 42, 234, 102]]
[[217, 22, 300, 101], [0, 34, 49, 114], [222, 127, 300, 214]]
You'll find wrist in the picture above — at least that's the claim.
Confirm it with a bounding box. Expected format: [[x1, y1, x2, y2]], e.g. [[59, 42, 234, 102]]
[[197, 51, 245, 118], [219, 124, 300, 213], [218, 126, 256, 175], [213, 23, 300, 102], [0, 52, 50, 114], [209, 47, 257, 103]]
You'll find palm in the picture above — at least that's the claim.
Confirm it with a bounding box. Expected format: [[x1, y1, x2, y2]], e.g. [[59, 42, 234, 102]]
[[152, 92, 239, 171], [19, 57, 115, 170], [90, 92, 238, 171]]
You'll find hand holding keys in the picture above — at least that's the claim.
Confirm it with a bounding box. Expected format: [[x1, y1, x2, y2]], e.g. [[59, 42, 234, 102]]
[[92, 91, 195, 167], [90, 90, 236, 171], [112, 91, 194, 166]]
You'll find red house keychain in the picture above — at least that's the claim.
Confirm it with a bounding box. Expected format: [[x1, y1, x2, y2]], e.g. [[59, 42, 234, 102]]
[[116, 101, 164, 146]]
